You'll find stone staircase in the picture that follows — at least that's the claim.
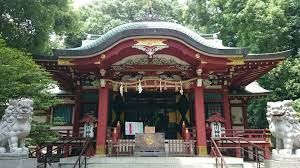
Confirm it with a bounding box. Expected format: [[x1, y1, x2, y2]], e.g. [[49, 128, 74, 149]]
[[243, 161, 263, 168], [56, 156, 244, 168]]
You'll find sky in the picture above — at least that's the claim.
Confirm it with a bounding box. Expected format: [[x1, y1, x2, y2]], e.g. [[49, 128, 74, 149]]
[[73, 0, 92, 8]]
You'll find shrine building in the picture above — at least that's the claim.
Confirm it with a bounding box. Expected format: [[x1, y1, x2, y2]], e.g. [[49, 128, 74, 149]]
[[34, 21, 290, 156]]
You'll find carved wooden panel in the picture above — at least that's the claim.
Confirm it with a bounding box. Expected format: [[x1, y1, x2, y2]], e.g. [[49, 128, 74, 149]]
[[134, 133, 165, 156]]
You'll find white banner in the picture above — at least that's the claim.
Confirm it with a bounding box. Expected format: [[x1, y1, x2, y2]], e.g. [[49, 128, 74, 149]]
[[125, 122, 143, 135]]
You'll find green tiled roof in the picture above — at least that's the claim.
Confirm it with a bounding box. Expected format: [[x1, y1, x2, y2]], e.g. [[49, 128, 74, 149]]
[[245, 50, 292, 60], [54, 21, 249, 57]]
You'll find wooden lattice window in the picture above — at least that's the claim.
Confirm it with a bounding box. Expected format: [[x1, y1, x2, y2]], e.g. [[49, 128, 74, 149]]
[[52, 104, 73, 125], [204, 93, 223, 118], [80, 92, 98, 118]]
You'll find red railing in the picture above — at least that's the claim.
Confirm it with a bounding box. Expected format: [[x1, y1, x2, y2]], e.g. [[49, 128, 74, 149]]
[[30, 137, 88, 168], [222, 129, 271, 141], [106, 139, 196, 157], [72, 138, 93, 168], [212, 137, 267, 168], [45, 127, 271, 159], [50, 126, 114, 139], [210, 137, 228, 168]]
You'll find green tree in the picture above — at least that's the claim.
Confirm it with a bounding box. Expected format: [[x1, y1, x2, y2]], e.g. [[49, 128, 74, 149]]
[[65, 0, 185, 47], [294, 99, 300, 112], [281, 0, 300, 54], [0, 39, 58, 110], [27, 122, 59, 146], [82, 0, 184, 34], [0, 0, 78, 53], [187, 0, 289, 52], [186, 0, 300, 128]]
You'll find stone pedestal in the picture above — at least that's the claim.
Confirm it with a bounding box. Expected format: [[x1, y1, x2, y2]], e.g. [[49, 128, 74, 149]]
[[265, 159, 300, 168], [0, 155, 37, 168]]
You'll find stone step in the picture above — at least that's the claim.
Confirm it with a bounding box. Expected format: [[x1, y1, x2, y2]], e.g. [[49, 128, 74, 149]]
[[243, 161, 264, 168], [58, 156, 244, 168]]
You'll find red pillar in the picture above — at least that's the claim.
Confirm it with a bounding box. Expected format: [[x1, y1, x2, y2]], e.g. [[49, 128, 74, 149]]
[[96, 86, 109, 155], [223, 89, 232, 129], [264, 144, 271, 160], [242, 102, 249, 129], [194, 86, 207, 156], [72, 89, 81, 137]]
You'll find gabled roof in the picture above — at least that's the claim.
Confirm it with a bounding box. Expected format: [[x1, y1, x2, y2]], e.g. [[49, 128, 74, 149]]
[[80, 114, 97, 123], [245, 81, 270, 94], [54, 21, 249, 57], [230, 81, 270, 97]]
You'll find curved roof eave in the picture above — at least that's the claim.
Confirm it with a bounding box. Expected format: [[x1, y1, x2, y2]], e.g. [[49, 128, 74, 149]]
[[245, 50, 292, 61], [54, 21, 249, 57]]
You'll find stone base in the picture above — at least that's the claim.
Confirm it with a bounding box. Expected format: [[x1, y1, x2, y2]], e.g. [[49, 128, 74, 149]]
[[272, 153, 300, 161], [265, 159, 300, 168], [0, 152, 28, 159], [134, 151, 166, 157], [0, 157, 37, 168]]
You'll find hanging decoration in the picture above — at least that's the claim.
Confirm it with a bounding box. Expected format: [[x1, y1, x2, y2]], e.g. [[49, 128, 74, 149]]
[[124, 84, 128, 93], [119, 83, 124, 96], [103, 78, 198, 96], [175, 84, 179, 92], [179, 81, 184, 95], [138, 80, 143, 93], [159, 78, 162, 92], [113, 83, 118, 91]]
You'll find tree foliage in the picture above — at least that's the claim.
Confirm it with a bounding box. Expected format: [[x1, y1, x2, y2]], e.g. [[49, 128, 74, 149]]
[[82, 0, 184, 34], [0, 39, 58, 109], [294, 99, 300, 112], [186, 0, 300, 128], [0, 0, 78, 53], [187, 0, 290, 52], [27, 121, 59, 146], [65, 0, 185, 47]]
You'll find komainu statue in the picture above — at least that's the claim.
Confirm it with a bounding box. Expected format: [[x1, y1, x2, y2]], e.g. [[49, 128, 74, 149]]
[[0, 99, 33, 155], [267, 100, 300, 155]]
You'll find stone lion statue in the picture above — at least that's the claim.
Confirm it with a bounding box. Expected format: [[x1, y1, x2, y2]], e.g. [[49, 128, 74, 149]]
[[267, 100, 300, 155], [0, 99, 33, 155]]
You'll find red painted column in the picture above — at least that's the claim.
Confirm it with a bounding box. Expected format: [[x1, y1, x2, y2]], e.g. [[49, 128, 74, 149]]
[[242, 102, 249, 129], [264, 144, 271, 160], [72, 89, 81, 137], [96, 86, 109, 155], [194, 86, 207, 156], [223, 89, 232, 129]]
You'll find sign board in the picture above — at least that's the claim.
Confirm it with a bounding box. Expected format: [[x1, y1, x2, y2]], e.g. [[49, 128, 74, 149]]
[[144, 126, 155, 133], [83, 123, 94, 138], [210, 122, 222, 138], [125, 122, 143, 135]]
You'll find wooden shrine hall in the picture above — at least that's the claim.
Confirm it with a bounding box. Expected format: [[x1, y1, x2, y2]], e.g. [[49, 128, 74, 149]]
[[34, 21, 290, 157]]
